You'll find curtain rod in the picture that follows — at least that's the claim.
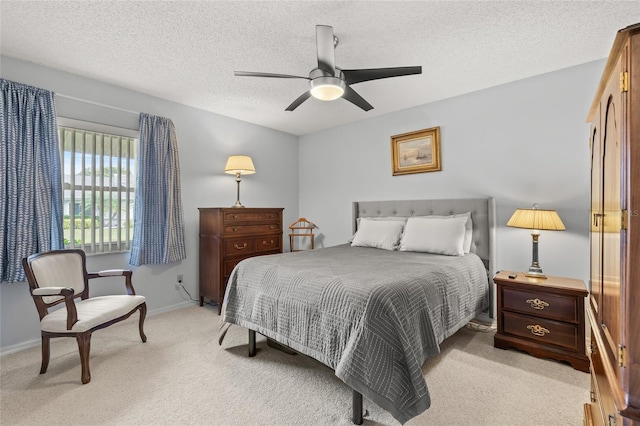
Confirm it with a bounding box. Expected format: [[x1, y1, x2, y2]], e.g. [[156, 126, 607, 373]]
[[56, 93, 140, 115]]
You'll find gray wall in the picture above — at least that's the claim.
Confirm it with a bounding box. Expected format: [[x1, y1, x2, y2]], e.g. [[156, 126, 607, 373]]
[[0, 56, 299, 353], [299, 60, 605, 286], [1, 56, 605, 353]]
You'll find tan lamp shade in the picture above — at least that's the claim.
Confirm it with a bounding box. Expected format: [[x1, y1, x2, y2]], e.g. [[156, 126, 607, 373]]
[[506, 208, 565, 231], [224, 155, 256, 175], [507, 205, 565, 278]]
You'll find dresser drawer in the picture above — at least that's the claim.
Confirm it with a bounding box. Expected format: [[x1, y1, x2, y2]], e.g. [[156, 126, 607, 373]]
[[256, 236, 280, 252], [223, 211, 280, 223], [502, 287, 579, 323], [224, 237, 257, 256], [223, 248, 280, 277], [223, 223, 281, 236], [502, 311, 580, 351], [224, 255, 254, 277]]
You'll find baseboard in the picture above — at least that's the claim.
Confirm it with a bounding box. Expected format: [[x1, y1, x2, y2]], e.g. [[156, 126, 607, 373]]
[[0, 300, 196, 356], [148, 300, 195, 316], [473, 311, 496, 326], [0, 338, 41, 356]]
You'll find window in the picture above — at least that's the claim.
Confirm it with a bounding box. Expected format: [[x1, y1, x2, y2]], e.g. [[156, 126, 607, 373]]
[[58, 118, 138, 254]]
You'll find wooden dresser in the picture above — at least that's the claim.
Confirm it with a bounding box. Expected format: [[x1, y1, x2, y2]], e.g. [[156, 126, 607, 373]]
[[494, 271, 589, 372], [198, 207, 283, 314], [584, 23, 640, 426]]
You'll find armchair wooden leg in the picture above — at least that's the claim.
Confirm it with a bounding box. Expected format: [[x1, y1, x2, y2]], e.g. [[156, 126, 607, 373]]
[[76, 331, 92, 384], [138, 303, 147, 343], [40, 335, 50, 374]]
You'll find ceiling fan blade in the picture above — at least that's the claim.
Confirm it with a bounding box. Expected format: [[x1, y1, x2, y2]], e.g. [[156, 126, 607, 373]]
[[342, 86, 373, 111], [285, 91, 312, 111], [234, 71, 309, 79], [342, 66, 422, 85], [316, 25, 336, 75]]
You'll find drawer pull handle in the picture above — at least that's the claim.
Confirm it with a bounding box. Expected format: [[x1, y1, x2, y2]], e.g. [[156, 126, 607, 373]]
[[262, 240, 274, 246], [527, 324, 550, 337], [526, 298, 549, 310], [231, 227, 237, 232], [234, 243, 248, 250]]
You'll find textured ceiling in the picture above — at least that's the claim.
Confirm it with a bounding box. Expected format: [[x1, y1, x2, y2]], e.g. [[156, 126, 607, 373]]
[[1, 1, 639, 135]]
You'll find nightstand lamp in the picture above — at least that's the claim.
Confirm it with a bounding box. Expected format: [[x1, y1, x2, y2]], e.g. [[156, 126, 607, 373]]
[[224, 155, 255, 208], [507, 203, 565, 278]]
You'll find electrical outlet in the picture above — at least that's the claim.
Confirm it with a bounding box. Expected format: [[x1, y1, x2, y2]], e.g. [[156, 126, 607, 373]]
[[175, 274, 183, 290], [177, 274, 183, 283]]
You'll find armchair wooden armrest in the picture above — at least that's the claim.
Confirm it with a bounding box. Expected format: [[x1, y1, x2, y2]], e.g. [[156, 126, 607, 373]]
[[31, 287, 78, 330], [96, 269, 129, 277], [87, 269, 136, 295], [32, 287, 71, 296]]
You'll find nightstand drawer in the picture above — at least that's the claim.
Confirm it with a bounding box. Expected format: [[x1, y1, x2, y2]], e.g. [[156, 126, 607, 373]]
[[502, 311, 580, 351], [502, 287, 579, 323]]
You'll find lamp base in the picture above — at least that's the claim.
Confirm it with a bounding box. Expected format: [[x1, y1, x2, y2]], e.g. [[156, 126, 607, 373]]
[[525, 268, 547, 279], [231, 175, 246, 207], [526, 234, 546, 278]]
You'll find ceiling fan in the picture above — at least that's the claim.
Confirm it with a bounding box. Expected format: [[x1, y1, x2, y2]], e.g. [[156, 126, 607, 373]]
[[234, 25, 422, 112]]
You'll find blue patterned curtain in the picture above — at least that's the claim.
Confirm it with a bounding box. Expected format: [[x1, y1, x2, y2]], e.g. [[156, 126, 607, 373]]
[[129, 113, 186, 266], [1, 79, 64, 282]]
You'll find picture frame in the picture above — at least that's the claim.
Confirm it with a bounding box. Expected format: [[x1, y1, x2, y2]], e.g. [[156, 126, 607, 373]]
[[390, 126, 441, 176]]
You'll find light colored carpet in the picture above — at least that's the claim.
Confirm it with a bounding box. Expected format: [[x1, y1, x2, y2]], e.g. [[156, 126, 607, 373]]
[[0, 305, 588, 425]]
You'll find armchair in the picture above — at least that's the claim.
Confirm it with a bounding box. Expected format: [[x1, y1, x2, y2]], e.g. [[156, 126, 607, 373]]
[[22, 249, 147, 384]]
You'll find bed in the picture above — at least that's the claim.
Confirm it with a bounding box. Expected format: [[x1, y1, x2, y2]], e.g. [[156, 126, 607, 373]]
[[220, 198, 496, 424]]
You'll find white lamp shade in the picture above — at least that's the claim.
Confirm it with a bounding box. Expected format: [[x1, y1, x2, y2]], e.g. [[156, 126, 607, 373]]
[[224, 155, 255, 175]]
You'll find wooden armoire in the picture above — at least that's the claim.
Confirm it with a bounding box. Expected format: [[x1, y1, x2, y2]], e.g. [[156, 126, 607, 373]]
[[584, 23, 640, 426]]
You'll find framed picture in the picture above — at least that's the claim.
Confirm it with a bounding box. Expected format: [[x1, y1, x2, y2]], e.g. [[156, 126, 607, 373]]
[[391, 126, 441, 176]]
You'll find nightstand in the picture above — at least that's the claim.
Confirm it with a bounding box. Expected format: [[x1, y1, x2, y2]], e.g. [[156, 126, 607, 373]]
[[493, 271, 589, 372]]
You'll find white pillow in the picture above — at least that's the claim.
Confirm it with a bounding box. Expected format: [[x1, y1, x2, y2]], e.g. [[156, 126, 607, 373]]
[[458, 212, 473, 254], [351, 219, 405, 251], [421, 212, 473, 253], [348, 216, 407, 243], [398, 216, 467, 256]]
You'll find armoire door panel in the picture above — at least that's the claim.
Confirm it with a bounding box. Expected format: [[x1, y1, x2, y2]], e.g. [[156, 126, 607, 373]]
[[586, 23, 640, 426], [590, 110, 602, 317], [600, 54, 623, 367], [625, 29, 640, 414]]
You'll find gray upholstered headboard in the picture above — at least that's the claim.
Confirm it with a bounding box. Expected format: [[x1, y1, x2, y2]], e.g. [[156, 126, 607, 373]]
[[352, 198, 497, 277]]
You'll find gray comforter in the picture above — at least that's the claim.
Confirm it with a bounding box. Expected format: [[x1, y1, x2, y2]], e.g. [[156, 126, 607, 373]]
[[221, 244, 489, 424]]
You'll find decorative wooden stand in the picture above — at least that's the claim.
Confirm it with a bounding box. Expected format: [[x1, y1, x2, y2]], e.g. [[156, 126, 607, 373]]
[[289, 217, 316, 252]]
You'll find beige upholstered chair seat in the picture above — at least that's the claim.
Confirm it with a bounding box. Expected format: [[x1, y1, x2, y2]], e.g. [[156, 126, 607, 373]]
[[40, 295, 146, 333]]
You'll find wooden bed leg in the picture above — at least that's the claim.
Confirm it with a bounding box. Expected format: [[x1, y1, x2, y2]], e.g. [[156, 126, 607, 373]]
[[248, 329, 256, 357], [352, 389, 363, 425]]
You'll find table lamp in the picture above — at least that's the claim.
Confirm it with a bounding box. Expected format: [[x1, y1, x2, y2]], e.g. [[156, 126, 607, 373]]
[[224, 155, 255, 208], [507, 203, 565, 278]]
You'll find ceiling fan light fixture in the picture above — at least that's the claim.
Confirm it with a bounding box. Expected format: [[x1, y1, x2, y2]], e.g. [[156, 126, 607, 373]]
[[310, 76, 346, 101]]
